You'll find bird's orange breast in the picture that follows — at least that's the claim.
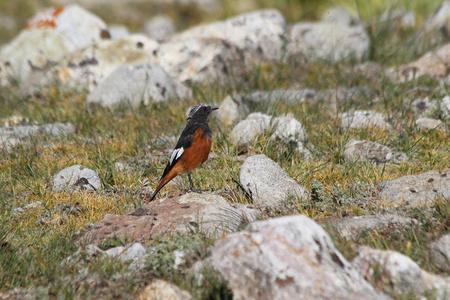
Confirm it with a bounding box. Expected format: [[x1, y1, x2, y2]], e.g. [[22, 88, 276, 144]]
[[181, 127, 212, 172]]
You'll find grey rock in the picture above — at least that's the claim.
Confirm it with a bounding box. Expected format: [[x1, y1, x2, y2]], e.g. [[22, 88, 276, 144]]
[[87, 64, 191, 108], [240, 155, 308, 207], [105, 243, 147, 261], [143, 15, 175, 41], [154, 36, 245, 84], [138, 279, 192, 300], [52, 164, 102, 192], [431, 234, 450, 272], [344, 139, 407, 164], [378, 168, 450, 207], [328, 214, 417, 240], [321, 7, 355, 26], [415, 117, 444, 130], [216, 95, 251, 125], [211, 215, 388, 300], [248, 89, 316, 105], [353, 246, 450, 299], [0, 122, 75, 150], [288, 22, 369, 63], [107, 24, 130, 39], [177, 9, 286, 63], [339, 110, 392, 130]]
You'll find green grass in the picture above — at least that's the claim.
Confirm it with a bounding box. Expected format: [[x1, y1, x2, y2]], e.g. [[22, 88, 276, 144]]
[[1, 0, 450, 299]]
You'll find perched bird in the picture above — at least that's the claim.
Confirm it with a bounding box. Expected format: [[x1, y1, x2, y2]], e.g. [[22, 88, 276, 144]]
[[148, 104, 218, 201]]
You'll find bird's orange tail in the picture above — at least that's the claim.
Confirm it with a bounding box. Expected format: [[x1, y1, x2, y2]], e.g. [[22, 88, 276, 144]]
[[148, 167, 181, 201]]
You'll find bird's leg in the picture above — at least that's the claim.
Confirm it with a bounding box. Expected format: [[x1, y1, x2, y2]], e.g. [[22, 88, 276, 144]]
[[187, 173, 202, 193]]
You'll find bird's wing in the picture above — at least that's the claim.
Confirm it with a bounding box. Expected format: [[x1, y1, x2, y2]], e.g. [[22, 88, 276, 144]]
[[159, 125, 197, 180]]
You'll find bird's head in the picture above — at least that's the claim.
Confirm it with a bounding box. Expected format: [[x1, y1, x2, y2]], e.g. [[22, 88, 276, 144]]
[[187, 104, 218, 122]]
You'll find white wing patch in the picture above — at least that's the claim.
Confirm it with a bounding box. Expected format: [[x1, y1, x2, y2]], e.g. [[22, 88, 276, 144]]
[[169, 147, 184, 165]]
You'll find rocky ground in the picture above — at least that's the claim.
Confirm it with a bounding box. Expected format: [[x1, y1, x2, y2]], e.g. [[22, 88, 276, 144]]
[[0, 0, 449, 299]]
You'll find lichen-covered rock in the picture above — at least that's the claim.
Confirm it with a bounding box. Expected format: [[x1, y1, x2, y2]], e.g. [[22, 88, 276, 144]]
[[240, 155, 308, 207], [87, 64, 191, 108], [344, 139, 407, 164], [78, 192, 260, 244], [378, 168, 450, 207], [0, 5, 107, 91], [353, 246, 450, 299], [211, 215, 388, 300]]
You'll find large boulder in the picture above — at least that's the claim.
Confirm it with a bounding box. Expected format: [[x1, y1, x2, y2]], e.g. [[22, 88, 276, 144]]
[[87, 64, 191, 108], [240, 155, 308, 207], [0, 5, 107, 91], [176, 9, 286, 63], [211, 215, 388, 299]]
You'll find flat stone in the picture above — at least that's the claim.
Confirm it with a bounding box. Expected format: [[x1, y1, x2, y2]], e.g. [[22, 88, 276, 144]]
[[378, 168, 450, 207], [78, 192, 260, 245], [87, 64, 191, 108], [339, 110, 392, 130], [415, 117, 444, 130]]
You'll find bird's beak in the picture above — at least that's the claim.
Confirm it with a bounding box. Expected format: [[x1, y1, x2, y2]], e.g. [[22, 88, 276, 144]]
[[212, 107, 219, 111]]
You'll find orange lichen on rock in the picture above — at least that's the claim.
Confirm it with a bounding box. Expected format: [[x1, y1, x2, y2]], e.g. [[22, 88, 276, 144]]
[[25, 6, 65, 29]]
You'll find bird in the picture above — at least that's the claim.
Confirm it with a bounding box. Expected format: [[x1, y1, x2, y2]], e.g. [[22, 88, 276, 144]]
[[148, 104, 218, 201]]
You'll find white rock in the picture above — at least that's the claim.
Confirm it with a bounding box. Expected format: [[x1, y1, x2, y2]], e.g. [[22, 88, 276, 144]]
[[0, 5, 107, 90], [52, 164, 102, 192], [288, 22, 369, 62], [248, 89, 316, 104], [321, 7, 354, 26], [87, 64, 191, 108], [211, 215, 388, 299], [143, 15, 175, 41], [154, 36, 245, 84], [177, 9, 286, 63], [353, 246, 450, 299], [418, 1, 450, 38], [138, 279, 192, 300], [339, 110, 392, 130], [240, 155, 308, 207]]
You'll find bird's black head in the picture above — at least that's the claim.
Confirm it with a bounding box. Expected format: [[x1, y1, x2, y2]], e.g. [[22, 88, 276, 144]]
[[187, 104, 218, 122]]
